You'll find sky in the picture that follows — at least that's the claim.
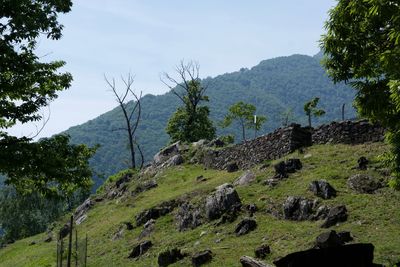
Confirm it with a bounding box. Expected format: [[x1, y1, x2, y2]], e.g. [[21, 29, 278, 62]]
[[9, 0, 337, 138]]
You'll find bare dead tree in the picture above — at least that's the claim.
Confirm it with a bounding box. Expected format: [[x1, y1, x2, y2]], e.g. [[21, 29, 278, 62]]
[[104, 73, 144, 170], [160, 60, 208, 112]]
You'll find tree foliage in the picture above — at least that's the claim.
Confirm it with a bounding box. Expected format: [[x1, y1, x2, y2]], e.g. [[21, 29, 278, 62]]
[[304, 97, 325, 128], [222, 101, 266, 141], [321, 0, 400, 188], [163, 61, 216, 143], [0, 0, 96, 197]]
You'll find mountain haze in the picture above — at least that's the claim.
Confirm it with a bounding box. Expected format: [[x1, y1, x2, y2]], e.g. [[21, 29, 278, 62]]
[[65, 53, 357, 189]]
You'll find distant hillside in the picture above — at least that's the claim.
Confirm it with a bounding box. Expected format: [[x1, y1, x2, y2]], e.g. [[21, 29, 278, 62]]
[[65, 53, 356, 189]]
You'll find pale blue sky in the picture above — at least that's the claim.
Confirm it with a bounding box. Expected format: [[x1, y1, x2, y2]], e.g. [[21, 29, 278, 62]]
[[10, 0, 337, 138]]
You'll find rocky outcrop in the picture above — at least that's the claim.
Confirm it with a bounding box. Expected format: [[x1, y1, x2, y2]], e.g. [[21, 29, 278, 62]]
[[274, 243, 376, 267], [153, 141, 182, 166], [175, 202, 202, 231], [136, 199, 180, 226], [132, 180, 158, 197], [205, 183, 241, 221], [274, 159, 302, 178], [347, 174, 382, 194], [314, 231, 344, 249], [74, 198, 93, 225], [128, 240, 152, 259], [309, 180, 337, 199]]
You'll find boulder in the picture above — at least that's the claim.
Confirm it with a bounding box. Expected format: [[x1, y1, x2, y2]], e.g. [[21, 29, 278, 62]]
[[245, 203, 258, 217], [283, 196, 316, 221], [136, 200, 178, 226], [226, 162, 239, 172], [274, 243, 375, 267], [337, 231, 353, 243], [254, 244, 271, 259], [309, 180, 337, 199], [357, 156, 369, 170], [312, 205, 330, 220], [347, 174, 382, 194], [59, 223, 70, 239], [314, 231, 343, 249], [132, 180, 158, 196], [175, 202, 202, 231], [321, 205, 348, 228], [274, 159, 302, 178], [234, 171, 256, 186], [240, 256, 271, 267], [124, 222, 134, 230], [235, 218, 257, 236], [192, 250, 213, 266], [208, 138, 225, 148], [138, 219, 155, 239], [158, 248, 185, 267], [128, 240, 152, 259], [205, 183, 241, 220]]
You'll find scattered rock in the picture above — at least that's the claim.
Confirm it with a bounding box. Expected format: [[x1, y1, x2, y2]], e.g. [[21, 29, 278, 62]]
[[158, 248, 185, 267], [274, 159, 302, 178], [217, 203, 241, 225], [274, 243, 375, 267], [192, 250, 213, 266], [235, 218, 257, 236], [234, 171, 256, 186], [337, 231, 353, 243], [138, 219, 155, 240], [112, 227, 124, 241], [283, 196, 316, 221], [29, 241, 37, 246], [321, 205, 348, 228], [43, 234, 52, 243], [314, 231, 343, 249], [254, 244, 270, 259], [309, 180, 337, 199], [245, 203, 258, 217], [176, 202, 202, 231], [347, 174, 382, 194], [240, 255, 271, 267], [263, 178, 280, 187], [128, 240, 152, 259], [226, 162, 239, 172], [124, 222, 134, 230], [196, 175, 207, 182], [205, 183, 241, 220], [312, 205, 330, 220], [136, 200, 179, 226], [357, 156, 369, 170], [75, 214, 88, 225]]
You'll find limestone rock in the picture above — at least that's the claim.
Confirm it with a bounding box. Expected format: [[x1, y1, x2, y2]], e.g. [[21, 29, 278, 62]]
[[158, 248, 185, 267], [191, 250, 213, 266], [309, 180, 337, 199], [314, 231, 343, 249], [347, 174, 382, 194], [128, 240, 152, 259], [283, 196, 316, 221], [254, 244, 270, 259], [205, 183, 241, 220], [321, 205, 348, 228], [235, 218, 257, 236], [234, 171, 256, 186], [175, 202, 202, 231]]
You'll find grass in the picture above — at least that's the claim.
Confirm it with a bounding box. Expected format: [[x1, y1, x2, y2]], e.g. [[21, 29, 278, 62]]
[[1, 142, 399, 266]]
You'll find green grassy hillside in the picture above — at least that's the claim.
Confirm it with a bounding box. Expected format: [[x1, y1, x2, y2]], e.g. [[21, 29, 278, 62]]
[[1, 142, 399, 266], [65, 53, 357, 189]]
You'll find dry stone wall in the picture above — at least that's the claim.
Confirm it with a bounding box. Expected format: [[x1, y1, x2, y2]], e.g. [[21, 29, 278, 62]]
[[312, 120, 385, 145], [202, 120, 384, 170]]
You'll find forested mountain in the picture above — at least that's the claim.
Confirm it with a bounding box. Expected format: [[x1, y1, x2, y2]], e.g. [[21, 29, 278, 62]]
[[65, 53, 357, 189]]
